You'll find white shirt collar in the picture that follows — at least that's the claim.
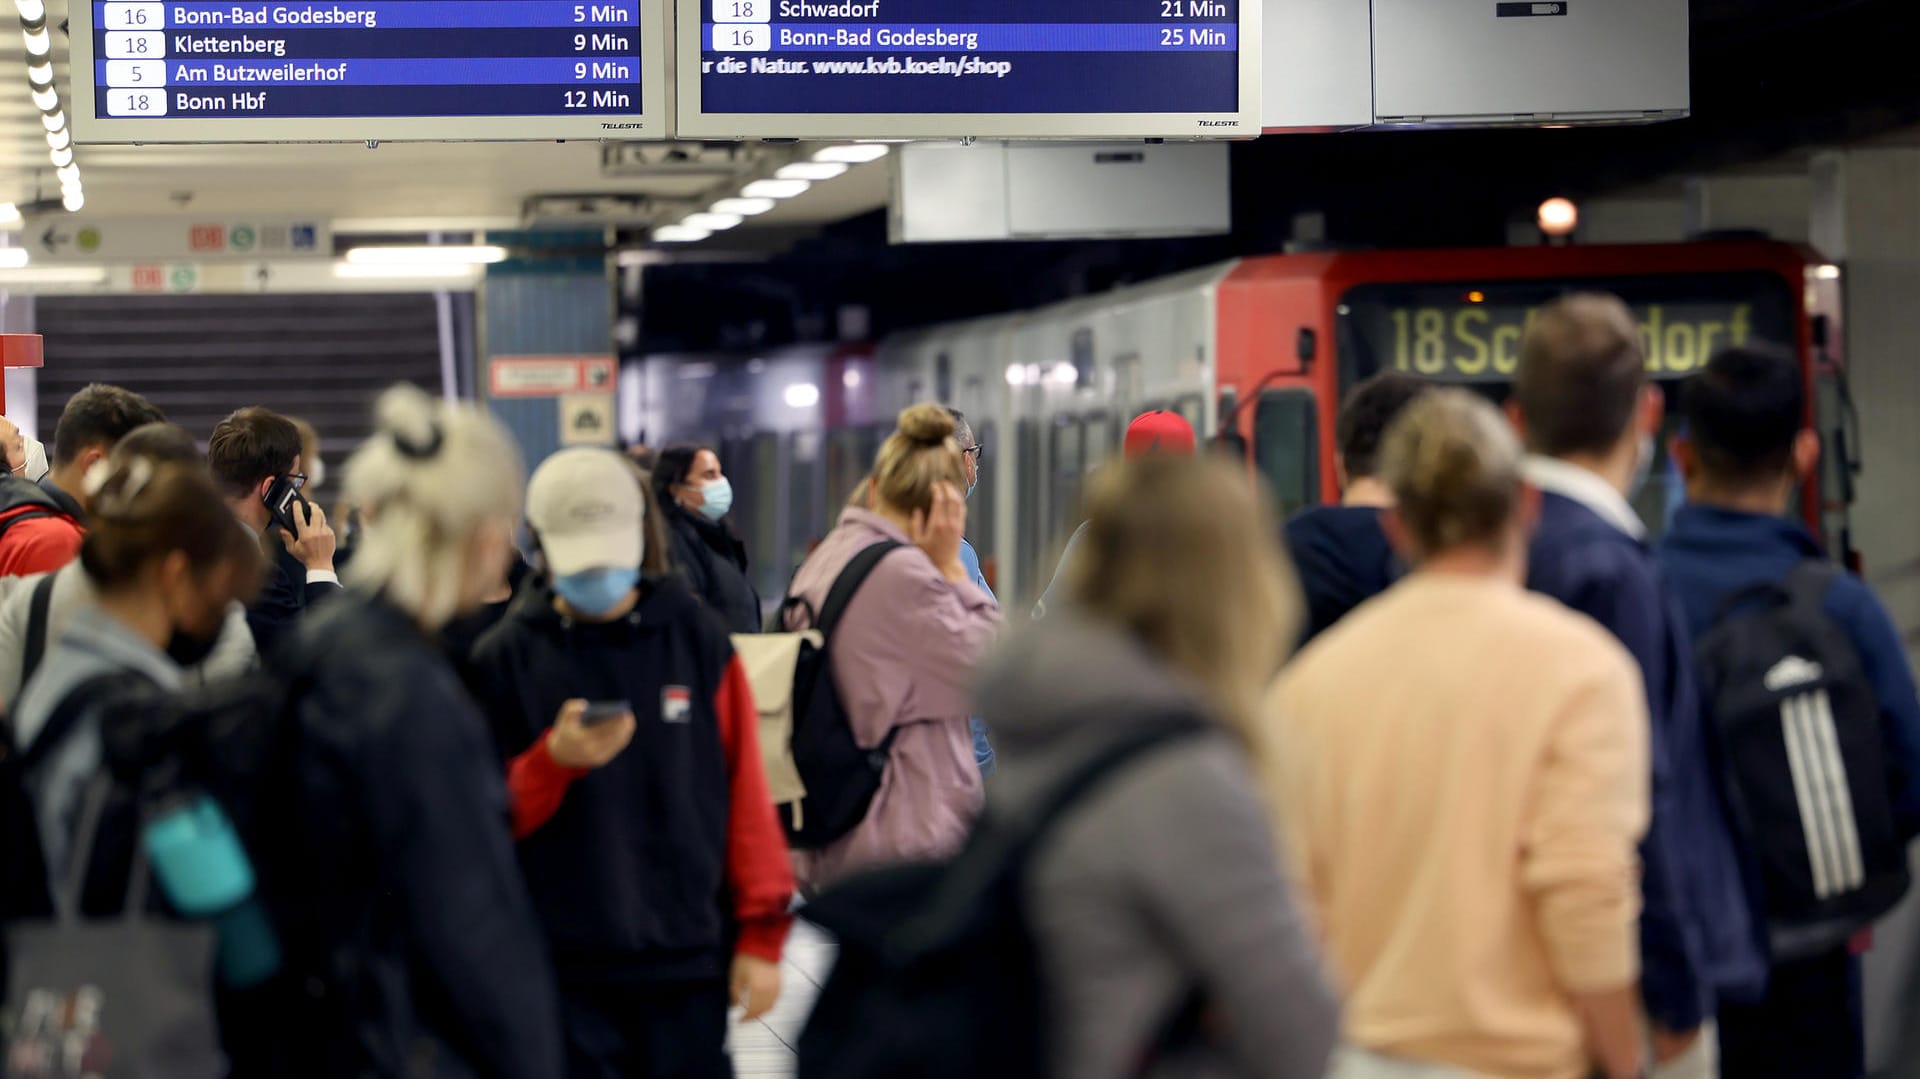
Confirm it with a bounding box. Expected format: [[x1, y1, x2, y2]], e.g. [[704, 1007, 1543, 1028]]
[[1523, 455, 1646, 540]]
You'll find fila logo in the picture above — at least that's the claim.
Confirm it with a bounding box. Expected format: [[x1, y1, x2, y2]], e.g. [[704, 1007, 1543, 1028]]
[[662, 686, 692, 724], [1765, 655, 1825, 692]]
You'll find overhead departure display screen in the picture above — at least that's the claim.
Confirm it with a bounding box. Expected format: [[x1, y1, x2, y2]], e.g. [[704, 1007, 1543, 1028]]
[[71, 0, 668, 142], [675, 0, 1261, 139]]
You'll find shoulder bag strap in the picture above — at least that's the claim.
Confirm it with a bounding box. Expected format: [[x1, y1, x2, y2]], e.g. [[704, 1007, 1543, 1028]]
[[815, 541, 905, 639], [21, 572, 57, 691]]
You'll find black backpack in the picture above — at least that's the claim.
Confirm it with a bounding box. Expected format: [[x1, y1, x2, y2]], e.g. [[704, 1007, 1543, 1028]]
[[797, 720, 1199, 1079], [2, 575, 72, 925], [1697, 560, 1911, 960], [777, 540, 904, 850]]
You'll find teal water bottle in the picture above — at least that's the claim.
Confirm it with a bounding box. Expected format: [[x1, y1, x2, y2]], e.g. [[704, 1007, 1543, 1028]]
[[143, 793, 281, 987]]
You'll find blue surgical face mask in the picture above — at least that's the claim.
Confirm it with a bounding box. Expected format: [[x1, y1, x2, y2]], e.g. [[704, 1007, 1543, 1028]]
[[554, 567, 640, 616], [696, 477, 733, 522]]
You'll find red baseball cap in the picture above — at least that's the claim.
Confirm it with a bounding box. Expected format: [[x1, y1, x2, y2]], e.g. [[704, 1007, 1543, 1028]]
[[1124, 411, 1197, 458]]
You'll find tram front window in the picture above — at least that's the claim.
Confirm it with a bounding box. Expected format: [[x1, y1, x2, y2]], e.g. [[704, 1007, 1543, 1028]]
[[1335, 272, 1797, 537]]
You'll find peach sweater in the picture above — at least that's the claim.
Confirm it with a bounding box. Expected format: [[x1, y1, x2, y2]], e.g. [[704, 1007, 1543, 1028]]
[[1266, 573, 1650, 1079]]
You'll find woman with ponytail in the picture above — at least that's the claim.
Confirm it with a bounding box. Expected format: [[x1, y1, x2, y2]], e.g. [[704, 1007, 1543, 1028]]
[[780, 403, 1002, 886], [241, 384, 564, 1079]]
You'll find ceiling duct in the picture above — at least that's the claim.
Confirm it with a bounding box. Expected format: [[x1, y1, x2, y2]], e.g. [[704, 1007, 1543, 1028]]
[[522, 194, 665, 228], [600, 142, 766, 179]]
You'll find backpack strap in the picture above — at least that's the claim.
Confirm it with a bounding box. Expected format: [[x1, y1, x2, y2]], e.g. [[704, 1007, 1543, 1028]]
[[814, 541, 905, 639], [20, 573, 57, 692], [18, 670, 156, 775], [888, 715, 1204, 961]]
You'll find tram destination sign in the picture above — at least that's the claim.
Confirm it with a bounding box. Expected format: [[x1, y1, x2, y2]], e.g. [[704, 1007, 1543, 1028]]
[[71, 0, 669, 142], [675, 0, 1262, 139]]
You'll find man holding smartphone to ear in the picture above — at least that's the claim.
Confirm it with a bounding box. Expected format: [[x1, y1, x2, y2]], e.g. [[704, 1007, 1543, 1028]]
[[469, 447, 794, 1079], [208, 406, 340, 659]]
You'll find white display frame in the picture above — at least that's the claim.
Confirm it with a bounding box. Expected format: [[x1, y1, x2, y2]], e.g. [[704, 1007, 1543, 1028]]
[[673, 0, 1262, 140], [70, 0, 671, 143]]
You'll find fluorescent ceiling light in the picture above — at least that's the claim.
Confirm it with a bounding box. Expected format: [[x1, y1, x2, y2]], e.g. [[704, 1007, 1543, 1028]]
[[1815, 264, 1842, 281], [0, 249, 28, 268], [45, 128, 69, 151], [783, 382, 821, 409], [710, 197, 775, 217], [681, 212, 742, 232], [652, 225, 711, 243], [26, 61, 53, 86], [741, 178, 809, 200], [332, 262, 479, 280], [776, 161, 848, 182], [342, 244, 508, 266], [815, 144, 890, 164], [15, 0, 46, 22], [30, 86, 56, 111], [48, 146, 72, 168], [60, 190, 83, 212], [41, 110, 65, 133], [0, 203, 19, 226], [0, 266, 106, 284], [22, 26, 51, 56], [54, 164, 79, 184]]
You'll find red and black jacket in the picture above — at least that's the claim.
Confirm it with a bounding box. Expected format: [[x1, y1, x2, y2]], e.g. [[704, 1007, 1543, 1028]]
[[466, 574, 793, 983], [0, 475, 83, 579]]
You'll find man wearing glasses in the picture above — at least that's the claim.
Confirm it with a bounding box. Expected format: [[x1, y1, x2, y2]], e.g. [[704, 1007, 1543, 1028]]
[[210, 406, 340, 657], [946, 407, 998, 778]]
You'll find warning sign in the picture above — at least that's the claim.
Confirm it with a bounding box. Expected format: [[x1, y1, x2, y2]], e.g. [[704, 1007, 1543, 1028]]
[[560, 394, 616, 447], [490, 356, 616, 399]]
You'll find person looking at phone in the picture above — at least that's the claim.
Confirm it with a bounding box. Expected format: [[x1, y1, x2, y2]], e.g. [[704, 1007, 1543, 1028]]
[[467, 447, 795, 1079], [207, 406, 340, 659]]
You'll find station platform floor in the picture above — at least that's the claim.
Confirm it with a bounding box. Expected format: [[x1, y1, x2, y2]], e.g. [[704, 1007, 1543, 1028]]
[[734, 922, 834, 1079]]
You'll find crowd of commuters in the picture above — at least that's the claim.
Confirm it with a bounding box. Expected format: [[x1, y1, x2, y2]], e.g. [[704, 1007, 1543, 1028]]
[[1, 286, 1918, 1079]]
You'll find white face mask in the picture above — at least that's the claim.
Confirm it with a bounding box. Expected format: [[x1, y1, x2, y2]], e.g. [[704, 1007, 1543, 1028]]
[[17, 437, 48, 483]]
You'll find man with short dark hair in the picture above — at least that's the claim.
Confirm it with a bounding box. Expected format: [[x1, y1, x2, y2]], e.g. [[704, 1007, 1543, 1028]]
[[0, 384, 164, 577], [208, 406, 339, 657], [1284, 371, 1429, 644], [1516, 295, 1762, 1078], [1660, 344, 1920, 1079]]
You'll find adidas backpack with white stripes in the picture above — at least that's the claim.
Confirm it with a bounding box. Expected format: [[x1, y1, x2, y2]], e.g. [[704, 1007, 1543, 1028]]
[[1698, 560, 1911, 961]]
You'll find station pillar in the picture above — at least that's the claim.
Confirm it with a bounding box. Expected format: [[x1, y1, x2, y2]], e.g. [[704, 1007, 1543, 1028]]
[[1810, 147, 1920, 1071], [477, 232, 616, 472]]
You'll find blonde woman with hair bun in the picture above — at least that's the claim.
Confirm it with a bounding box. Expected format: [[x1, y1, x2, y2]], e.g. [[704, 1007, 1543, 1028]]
[[1266, 389, 1654, 1079], [780, 402, 1001, 886], [218, 384, 565, 1079]]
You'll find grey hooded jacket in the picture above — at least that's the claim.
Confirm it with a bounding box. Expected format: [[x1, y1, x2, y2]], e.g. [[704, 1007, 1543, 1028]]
[[978, 616, 1339, 1079]]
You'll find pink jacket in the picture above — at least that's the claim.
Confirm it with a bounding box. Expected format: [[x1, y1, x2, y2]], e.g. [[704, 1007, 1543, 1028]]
[[784, 509, 1001, 885]]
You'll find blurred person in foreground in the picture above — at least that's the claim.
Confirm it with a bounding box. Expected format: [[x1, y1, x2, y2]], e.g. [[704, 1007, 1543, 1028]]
[[781, 403, 1000, 885], [0, 424, 257, 708], [224, 385, 563, 1078], [1267, 389, 1651, 1079], [1284, 372, 1430, 646], [471, 447, 793, 1078], [1032, 410, 1195, 621], [978, 453, 1340, 1079]]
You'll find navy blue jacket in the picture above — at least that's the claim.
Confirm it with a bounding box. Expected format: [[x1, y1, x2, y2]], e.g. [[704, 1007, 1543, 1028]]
[[1528, 492, 1766, 1029], [1284, 505, 1399, 646], [1659, 505, 1920, 839]]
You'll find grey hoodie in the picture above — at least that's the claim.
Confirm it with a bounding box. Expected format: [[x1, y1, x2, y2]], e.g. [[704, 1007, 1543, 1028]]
[[979, 616, 1339, 1079]]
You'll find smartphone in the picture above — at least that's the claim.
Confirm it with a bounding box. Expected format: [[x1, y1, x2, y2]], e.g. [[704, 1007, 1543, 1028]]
[[580, 701, 632, 728], [262, 476, 312, 535]]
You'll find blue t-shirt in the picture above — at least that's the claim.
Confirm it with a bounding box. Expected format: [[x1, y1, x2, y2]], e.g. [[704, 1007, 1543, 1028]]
[[959, 538, 997, 777]]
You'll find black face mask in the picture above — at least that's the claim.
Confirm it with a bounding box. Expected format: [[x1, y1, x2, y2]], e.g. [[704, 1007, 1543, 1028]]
[[166, 626, 222, 668]]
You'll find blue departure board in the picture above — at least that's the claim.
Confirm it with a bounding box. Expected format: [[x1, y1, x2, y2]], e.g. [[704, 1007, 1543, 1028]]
[[71, 0, 668, 142], [675, 0, 1261, 139]]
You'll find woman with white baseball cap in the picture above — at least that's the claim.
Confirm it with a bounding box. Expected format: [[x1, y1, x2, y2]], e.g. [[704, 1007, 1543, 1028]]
[[469, 446, 796, 1079]]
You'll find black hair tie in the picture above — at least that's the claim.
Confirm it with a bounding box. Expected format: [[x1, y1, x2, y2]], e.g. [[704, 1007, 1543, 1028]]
[[393, 422, 444, 460]]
